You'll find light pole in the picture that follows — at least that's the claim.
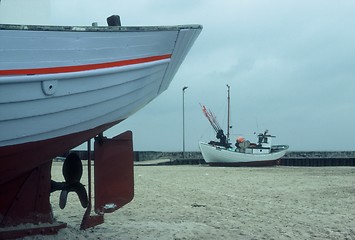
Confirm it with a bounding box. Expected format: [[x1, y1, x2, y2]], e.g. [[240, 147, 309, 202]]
[[182, 86, 188, 159]]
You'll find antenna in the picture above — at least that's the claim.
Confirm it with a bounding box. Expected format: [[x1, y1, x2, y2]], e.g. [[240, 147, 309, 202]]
[[226, 84, 230, 141]]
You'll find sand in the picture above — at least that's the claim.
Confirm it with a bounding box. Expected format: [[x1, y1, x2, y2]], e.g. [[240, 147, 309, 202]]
[[24, 163, 355, 240]]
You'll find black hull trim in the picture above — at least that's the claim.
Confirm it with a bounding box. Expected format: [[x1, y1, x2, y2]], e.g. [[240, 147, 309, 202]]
[[208, 159, 279, 167]]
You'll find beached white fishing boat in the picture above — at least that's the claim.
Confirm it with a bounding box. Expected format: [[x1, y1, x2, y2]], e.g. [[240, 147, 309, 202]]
[[0, 15, 202, 237], [199, 85, 288, 166], [199, 132, 289, 166]]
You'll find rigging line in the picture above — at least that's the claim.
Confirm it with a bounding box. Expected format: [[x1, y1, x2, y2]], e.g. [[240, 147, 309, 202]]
[[198, 104, 212, 140], [208, 109, 220, 130], [200, 103, 222, 133]]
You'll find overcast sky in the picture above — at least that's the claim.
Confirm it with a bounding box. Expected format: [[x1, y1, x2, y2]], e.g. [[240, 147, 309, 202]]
[[1, 0, 355, 151]]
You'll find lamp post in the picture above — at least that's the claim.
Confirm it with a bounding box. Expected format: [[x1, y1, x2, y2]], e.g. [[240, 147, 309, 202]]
[[182, 86, 188, 159]]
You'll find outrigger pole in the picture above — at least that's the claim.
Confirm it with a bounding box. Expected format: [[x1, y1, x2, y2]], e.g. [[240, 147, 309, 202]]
[[200, 85, 232, 149], [200, 104, 222, 133]]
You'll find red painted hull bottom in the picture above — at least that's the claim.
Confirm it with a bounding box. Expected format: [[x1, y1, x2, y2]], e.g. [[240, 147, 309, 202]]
[[208, 159, 280, 167], [0, 120, 122, 236]]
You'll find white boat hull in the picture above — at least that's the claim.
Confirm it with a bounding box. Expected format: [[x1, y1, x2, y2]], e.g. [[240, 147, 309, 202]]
[[0, 24, 202, 148], [0, 24, 201, 183], [199, 142, 288, 166]]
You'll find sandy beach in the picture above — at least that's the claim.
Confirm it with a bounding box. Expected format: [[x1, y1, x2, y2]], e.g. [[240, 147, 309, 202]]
[[24, 163, 355, 240]]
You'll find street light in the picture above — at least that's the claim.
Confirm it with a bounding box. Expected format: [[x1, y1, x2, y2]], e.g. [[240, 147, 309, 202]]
[[182, 86, 188, 159]]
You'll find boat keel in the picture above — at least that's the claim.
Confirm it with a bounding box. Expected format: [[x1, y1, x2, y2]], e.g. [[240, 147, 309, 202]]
[[0, 131, 134, 239], [0, 161, 67, 239]]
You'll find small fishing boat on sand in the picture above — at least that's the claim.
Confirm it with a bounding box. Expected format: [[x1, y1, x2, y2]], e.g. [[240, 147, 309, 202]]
[[199, 85, 288, 166], [0, 14, 202, 238]]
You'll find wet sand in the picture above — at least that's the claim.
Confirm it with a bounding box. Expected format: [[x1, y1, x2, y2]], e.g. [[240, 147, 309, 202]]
[[27, 163, 355, 239]]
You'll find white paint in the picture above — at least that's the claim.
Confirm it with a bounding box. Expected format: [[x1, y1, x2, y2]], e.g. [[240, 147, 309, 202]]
[[0, 26, 202, 148]]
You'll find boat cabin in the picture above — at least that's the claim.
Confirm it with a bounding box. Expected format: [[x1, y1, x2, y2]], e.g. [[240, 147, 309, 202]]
[[236, 130, 275, 155], [257, 131, 275, 148]]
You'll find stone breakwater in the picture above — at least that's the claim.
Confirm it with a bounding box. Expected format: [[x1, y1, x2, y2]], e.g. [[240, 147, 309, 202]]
[[61, 151, 355, 166], [280, 151, 355, 166], [134, 151, 355, 166]]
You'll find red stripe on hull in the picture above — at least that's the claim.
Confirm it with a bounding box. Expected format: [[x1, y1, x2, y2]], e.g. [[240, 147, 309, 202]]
[[0, 54, 171, 75]]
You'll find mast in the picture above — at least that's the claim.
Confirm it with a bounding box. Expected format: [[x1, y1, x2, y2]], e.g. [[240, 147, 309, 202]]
[[227, 84, 230, 141]]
